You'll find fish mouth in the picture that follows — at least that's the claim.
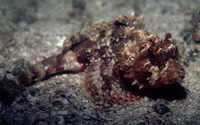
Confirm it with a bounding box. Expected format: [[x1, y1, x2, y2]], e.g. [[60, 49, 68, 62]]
[[132, 59, 185, 88], [152, 59, 185, 86]]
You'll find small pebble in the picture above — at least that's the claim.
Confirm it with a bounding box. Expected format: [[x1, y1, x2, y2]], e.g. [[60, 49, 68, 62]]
[[24, 113, 36, 125], [52, 100, 63, 109], [152, 103, 170, 115]]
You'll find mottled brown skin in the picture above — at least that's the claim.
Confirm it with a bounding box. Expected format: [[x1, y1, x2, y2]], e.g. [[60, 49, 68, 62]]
[[1, 12, 185, 104]]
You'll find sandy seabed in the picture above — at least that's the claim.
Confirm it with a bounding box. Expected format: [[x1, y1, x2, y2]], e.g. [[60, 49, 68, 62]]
[[0, 0, 200, 124]]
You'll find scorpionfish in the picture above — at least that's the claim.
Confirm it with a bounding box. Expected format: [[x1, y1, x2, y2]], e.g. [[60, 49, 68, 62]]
[[4, 12, 185, 104]]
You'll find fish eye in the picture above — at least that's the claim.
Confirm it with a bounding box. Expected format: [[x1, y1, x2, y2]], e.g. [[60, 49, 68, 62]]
[[147, 42, 179, 67]]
